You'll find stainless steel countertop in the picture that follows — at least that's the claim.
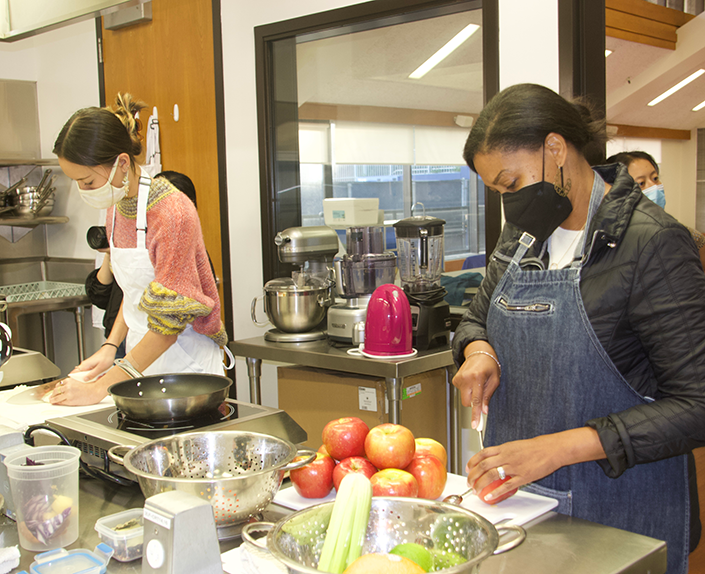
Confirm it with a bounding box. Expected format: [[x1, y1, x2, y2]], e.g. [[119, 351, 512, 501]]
[[229, 336, 454, 379], [2, 474, 666, 573]]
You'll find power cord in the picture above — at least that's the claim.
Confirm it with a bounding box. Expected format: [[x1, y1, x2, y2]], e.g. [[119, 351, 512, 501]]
[[23, 424, 135, 487]]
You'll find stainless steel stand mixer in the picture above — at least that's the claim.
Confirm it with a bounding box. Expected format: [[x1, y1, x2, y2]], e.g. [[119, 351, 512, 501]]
[[251, 226, 339, 342], [327, 226, 396, 343]]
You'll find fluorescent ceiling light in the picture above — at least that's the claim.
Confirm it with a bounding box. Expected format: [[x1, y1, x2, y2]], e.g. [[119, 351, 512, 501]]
[[409, 23, 480, 79], [693, 100, 705, 112], [605, 49, 612, 57], [647, 69, 705, 106]]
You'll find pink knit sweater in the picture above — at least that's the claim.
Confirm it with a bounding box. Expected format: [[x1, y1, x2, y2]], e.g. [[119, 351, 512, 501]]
[[106, 177, 226, 345]]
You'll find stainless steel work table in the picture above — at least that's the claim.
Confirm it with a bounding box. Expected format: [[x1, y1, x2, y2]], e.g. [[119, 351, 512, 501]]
[[5, 295, 91, 363], [228, 336, 463, 472], [1, 475, 667, 573]]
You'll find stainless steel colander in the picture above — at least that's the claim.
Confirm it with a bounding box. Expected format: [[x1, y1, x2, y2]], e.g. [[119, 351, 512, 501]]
[[243, 497, 525, 573], [108, 431, 315, 532]]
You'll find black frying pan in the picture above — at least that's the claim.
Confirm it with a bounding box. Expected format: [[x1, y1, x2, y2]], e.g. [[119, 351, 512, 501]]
[[108, 373, 232, 422]]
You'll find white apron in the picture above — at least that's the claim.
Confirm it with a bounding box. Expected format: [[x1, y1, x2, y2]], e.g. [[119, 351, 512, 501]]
[[109, 173, 224, 376]]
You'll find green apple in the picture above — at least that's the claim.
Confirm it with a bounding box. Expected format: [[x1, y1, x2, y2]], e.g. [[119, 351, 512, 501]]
[[390, 543, 433, 572]]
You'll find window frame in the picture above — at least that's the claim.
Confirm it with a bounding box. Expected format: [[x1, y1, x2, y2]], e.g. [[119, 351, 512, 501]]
[[254, 0, 500, 283]]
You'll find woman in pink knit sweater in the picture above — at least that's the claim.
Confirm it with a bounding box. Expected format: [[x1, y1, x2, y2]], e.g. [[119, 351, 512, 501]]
[[50, 94, 227, 405]]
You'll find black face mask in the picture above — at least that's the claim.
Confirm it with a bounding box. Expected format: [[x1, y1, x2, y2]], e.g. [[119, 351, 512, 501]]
[[501, 150, 573, 242]]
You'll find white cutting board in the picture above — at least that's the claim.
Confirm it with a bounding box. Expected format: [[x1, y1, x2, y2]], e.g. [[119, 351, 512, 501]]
[[0, 385, 114, 430], [274, 472, 557, 527]]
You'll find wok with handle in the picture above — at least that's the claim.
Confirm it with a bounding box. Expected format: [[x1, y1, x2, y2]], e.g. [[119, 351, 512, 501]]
[[108, 373, 233, 422]]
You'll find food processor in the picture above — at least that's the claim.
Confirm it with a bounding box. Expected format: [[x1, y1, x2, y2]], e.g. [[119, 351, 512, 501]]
[[251, 226, 339, 342], [393, 214, 451, 350], [327, 226, 397, 343]]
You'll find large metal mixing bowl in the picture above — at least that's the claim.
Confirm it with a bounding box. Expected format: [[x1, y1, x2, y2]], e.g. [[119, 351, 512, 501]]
[[108, 431, 315, 536], [252, 277, 332, 333], [243, 497, 525, 574]]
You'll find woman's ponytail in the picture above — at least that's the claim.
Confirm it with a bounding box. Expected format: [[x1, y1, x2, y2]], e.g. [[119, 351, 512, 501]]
[[111, 93, 146, 159]]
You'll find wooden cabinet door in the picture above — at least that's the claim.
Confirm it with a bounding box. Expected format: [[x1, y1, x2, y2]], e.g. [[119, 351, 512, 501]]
[[101, 0, 227, 323]]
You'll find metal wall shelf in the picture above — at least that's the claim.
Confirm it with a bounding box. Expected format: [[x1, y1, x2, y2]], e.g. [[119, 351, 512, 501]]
[[0, 216, 68, 227], [0, 159, 59, 167]]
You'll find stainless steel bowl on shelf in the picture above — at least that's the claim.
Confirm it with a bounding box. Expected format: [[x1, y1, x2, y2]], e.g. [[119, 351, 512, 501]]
[[9, 186, 55, 217]]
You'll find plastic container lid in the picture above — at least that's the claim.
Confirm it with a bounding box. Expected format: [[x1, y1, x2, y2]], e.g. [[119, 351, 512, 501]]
[[20, 543, 113, 574]]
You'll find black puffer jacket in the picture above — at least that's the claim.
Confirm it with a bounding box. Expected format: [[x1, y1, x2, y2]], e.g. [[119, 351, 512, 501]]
[[452, 163, 705, 478]]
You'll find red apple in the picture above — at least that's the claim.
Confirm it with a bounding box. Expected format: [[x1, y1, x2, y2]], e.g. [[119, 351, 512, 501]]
[[332, 456, 378, 491], [322, 417, 370, 461], [479, 477, 518, 505], [364, 423, 416, 470], [370, 468, 418, 497], [318, 444, 331, 457], [404, 455, 447, 499], [289, 453, 336, 499], [414, 438, 447, 467]]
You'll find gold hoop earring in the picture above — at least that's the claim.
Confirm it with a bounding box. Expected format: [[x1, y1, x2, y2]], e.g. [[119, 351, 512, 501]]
[[554, 166, 571, 197]]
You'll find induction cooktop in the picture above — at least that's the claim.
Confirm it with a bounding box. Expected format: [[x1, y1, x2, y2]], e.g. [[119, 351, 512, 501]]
[[45, 399, 307, 480]]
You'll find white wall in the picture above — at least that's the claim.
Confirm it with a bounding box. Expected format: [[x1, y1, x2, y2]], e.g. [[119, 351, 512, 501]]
[[0, 19, 103, 373], [660, 136, 698, 228], [220, 0, 373, 404], [0, 19, 102, 259], [498, 0, 559, 91]]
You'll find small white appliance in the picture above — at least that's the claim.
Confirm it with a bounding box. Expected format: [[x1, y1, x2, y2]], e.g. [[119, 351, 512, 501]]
[[142, 490, 222, 574]]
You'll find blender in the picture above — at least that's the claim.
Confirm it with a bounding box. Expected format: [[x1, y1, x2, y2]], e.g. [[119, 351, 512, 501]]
[[393, 215, 451, 350], [327, 226, 397, 343], [251, 226, 339, 342]]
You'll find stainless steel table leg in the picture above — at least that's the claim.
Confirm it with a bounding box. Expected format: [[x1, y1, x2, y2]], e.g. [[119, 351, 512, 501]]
[[246, 357, 262, 405], [74, 307, 85, 363], [449, 369, 462, 475], [41, 311, 50, 359], [386, 377, 402, 424]]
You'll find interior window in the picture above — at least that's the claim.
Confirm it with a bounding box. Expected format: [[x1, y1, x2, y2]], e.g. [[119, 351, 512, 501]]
[[257, 1, 487, 280]]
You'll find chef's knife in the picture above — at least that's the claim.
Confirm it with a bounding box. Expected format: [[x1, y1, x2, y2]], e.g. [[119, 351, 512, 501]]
[[32, 377, 65, 398]]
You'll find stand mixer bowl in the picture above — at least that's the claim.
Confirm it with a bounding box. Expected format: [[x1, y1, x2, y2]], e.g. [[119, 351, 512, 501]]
[[262, 277, 332, 333]]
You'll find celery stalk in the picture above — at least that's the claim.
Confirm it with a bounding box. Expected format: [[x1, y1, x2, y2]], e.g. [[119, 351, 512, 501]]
[[317, 473, 373, 574], [318, 473, 355, 572], [344, 475, 372, 568], [328, 501, 355, 574]]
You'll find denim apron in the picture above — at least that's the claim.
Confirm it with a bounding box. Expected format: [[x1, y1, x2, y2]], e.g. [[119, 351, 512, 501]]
[[485, 173, 689, 574]]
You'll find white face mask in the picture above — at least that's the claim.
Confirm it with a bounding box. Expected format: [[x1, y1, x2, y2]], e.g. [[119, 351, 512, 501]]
[[75, 159, 128, 209]]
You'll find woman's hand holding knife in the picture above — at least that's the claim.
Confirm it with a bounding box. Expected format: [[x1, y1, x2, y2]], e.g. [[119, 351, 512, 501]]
[[452, 340, 501, 430]]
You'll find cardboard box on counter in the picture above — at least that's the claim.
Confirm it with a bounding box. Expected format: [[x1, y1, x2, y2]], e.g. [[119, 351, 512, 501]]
[[277, 366, 448, 453]]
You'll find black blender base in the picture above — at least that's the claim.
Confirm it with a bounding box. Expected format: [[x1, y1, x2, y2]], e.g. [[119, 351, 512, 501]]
[[410, 300, 451, 351]]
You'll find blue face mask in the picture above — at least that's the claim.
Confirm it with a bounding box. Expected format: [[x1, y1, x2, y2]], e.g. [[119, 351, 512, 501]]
[[643, 183, 666, 209]]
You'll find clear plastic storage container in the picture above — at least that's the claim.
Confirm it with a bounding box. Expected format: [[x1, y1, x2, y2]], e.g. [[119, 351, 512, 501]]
[[94, 508, 144, 562], [5, 445, 80, 551]]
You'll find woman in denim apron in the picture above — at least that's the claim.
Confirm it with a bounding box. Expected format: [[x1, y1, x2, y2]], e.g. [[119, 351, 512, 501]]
[[452, 84, 705, 574]]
